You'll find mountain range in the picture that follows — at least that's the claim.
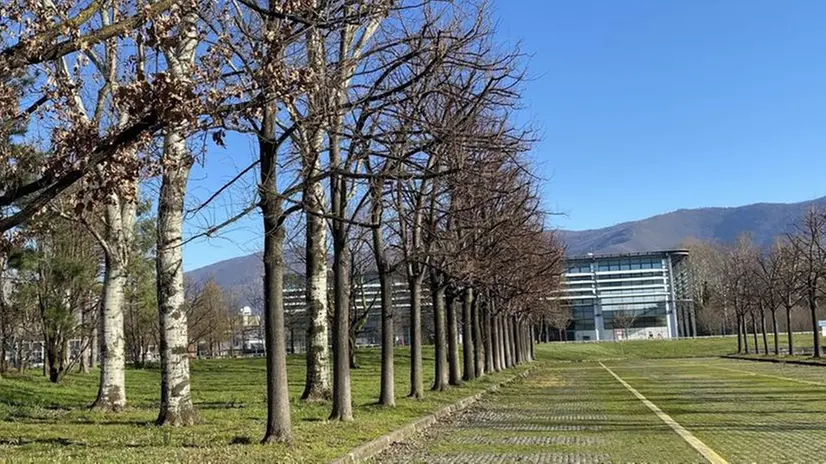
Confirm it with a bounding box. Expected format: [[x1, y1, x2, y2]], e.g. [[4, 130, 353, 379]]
[[186, 196, 826, 297], [559, 196, 826, 256]]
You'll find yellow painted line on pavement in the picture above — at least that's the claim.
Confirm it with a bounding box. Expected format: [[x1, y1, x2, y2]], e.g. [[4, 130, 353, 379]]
[[599, 362, 728, 464]]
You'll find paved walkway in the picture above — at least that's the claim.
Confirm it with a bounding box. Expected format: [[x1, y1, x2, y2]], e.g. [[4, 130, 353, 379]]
[[373, 363, 703, 463]]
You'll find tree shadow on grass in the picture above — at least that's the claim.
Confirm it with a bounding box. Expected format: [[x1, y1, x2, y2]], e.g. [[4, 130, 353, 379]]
[[193, 401, 247, 409], [69, 418, 155, 427], [0, 437, 86, 447], [230, 435, 253, 445], [4, 414, 155, 427]]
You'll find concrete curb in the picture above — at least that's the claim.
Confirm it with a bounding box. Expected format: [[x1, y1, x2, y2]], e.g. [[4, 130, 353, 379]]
[[329, 367, 534, 464], [722, 354, 826, 367]]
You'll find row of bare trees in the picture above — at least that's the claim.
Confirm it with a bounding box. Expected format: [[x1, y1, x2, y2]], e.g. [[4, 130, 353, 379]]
[[1, 0, 563, 445], [683, 208, 826, 358]]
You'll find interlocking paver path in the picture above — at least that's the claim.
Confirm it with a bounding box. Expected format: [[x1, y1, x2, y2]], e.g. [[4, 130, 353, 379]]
[[375, 358, 826, 463], [374, 362, 701, 463]]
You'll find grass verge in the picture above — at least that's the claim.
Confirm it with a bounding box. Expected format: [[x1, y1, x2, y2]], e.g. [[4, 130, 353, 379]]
[[0, 347, 528, 463]]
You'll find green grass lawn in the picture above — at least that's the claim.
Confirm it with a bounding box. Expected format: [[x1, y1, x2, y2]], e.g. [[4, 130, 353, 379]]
[[605, 358, 826, 462], [535, 333, 819, 362], [3, 335, 824, 463], [0, 348, 528, 463]]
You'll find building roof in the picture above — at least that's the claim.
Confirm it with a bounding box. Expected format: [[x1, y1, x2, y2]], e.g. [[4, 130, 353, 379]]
[[565, 249, 690, 261]]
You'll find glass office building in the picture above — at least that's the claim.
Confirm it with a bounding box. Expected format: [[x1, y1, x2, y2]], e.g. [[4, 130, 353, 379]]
[[557, 250, 691, 341], [282, 273, 433, 352]]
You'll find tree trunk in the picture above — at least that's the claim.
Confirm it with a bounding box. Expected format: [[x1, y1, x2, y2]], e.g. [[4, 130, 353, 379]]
[[430, 280, 448, 391], [512, 319, 520, 365], [520, 323, 527, 361], [483, 298, 494, 373], [300, 0, 332, 403], [49, 340, 63, 383], [80, 314, 90, 374], [494, 315, 503, 369], [93, 251, 127, 411], [508, 316, 522, 366], [736, 313, 743, 353], [369, 179, 395, 406], [490, 312, 500, 372], [377, 267, 394, 406], [530, 324, 536, 360], [771, 309, 779, 355], [329, 189, 352, 421], [446, 292, 461, 386], [523, 322, 536, 362], [760, 308, 769, 356], [462, 290, 475, 381], [742, 315, 750, 354], [810, 292, 820, 358], [512, 317, 520, 365], [259, 100, 291, 443], [496, 315, 506, 370], [348, 331, 358, 369], [675, 304, 683, 338], [470, 290, 484, 378], [155, 8, 198, 428], [786, 302, 794, 355], [155, 128, 197, 427], [751, 312, 759, 354], [300, 152, 331, 402], [689, 301, 697, 338], [408, 275, 424, 398], [503, 316, 512, 368]]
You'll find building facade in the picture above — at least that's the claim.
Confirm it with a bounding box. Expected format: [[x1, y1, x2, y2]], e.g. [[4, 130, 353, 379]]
[[558, 250, 691, 341], [282, 274, 433, 353]]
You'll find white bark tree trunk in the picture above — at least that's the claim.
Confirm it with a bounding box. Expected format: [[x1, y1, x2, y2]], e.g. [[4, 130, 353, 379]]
[[301, 146, 331, 401], [156, 11, 198, 426], [92, 178, 136, 411], [95, 250, 127, 409], [156, 129, 197, 426], [299, 6, 331, 402]]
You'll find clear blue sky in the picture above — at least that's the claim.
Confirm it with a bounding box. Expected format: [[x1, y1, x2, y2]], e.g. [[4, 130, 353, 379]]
[[181, 0, 826, 271]]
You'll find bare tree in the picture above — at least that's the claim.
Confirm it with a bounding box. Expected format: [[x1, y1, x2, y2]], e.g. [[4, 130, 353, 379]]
[[611, 309, 638, 340], [721, 235, 758, 354], [756, 243, 784, 355], [681, 238, 726, 335], [548, 303, 573, 341], [776, 238, 803, 355], [789, 208, 826, 358]]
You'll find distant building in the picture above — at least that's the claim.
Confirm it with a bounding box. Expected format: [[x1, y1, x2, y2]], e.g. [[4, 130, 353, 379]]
[[281, 274, 433, 352], [193, 305, 265, 358], [556, 250, 692, 341]]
